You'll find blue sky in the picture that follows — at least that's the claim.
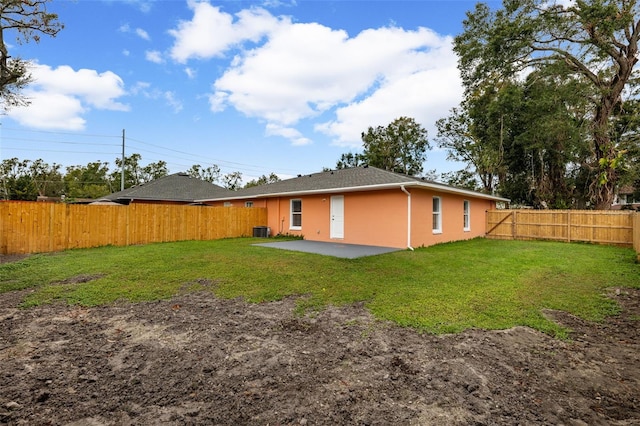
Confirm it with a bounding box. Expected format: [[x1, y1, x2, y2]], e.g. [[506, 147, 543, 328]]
[[1, 0, 498, 183]]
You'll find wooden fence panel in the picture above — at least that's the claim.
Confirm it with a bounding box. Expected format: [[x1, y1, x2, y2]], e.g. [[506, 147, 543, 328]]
[[485, 210, 514, 240], [486, 210, 636, 247], [0, 201, 268, 255]]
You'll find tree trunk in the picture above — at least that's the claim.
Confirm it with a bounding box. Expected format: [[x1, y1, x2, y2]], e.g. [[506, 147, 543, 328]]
[[592, 99, 617, 210]]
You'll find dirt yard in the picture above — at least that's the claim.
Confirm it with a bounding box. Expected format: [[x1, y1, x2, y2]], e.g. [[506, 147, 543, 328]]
[[1, 275, 638, 425]]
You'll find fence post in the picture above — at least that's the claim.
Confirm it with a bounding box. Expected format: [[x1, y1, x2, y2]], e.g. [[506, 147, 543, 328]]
[[511, 210, 517, 240], [0, 203, 5, 255], [634, 212, 640, 262]]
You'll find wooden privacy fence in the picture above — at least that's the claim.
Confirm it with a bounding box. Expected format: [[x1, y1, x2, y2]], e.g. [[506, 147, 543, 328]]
[[486, 209, 639, 251], [0, 201, 268, 255]]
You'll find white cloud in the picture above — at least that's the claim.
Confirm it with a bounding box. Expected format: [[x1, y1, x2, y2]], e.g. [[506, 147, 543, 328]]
[[184, 67, 196, 79], [8, 92, 86, 130], [119, 23, 151, 41], [145, 50, 164, 63], [136, 28, 151, 41], [7, 64, 129, 130], [168, 1, 281, 63], [170, 5, 463, 148], [261, 0, 297, 8], [130, 81, 183, 113], [163, 91, 184, 113], [317, 66, 463, 147], [211, 19, 460, 146], [118, 0, 153, 13], [265, 123, 312, 146], [130, 81, 151, 95], [542, 0, 575, 8], [208, 91, 228, 112]]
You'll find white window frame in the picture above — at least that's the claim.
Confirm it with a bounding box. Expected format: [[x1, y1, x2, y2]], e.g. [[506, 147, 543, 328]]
[[463, 200, 471, 232], [290, 199, 302, 230], [223, 202, 232, 207], [245, 201, 254, 207], [432, 196, 442, 234]]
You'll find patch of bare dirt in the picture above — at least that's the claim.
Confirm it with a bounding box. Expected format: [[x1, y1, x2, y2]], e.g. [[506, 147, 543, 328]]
[[0, 287, 638, 425], [0, 255, 29, 264], [51, 274, 106, 285]]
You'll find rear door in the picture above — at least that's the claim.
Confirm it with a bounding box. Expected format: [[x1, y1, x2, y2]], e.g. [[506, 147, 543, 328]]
[[330, 195, 344, 239]]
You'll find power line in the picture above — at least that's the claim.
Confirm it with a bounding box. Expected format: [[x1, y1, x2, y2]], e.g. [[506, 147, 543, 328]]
[[2, 136, 119, 147], [125, 135, 303, 174], [1, 127, 308, 177], [2, 147, 120, 155], [1, 126, 120, 139]]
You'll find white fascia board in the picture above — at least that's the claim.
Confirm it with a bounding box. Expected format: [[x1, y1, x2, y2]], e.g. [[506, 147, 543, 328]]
[[414, 181, 511, 202]]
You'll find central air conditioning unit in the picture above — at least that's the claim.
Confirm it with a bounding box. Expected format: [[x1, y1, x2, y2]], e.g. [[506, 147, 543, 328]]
[[252, 226, 270, 238]]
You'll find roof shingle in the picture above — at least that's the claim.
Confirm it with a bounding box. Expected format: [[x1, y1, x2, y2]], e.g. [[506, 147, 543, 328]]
[[200, 166, 508, 202], [103, 173, 231, 203]]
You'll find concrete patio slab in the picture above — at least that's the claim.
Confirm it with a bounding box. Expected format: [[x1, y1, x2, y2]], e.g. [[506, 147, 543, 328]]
[[252, 240, 402, 259]]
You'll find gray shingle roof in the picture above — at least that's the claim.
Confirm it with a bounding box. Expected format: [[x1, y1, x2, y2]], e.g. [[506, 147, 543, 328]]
[[199, 166, 509, 202], [103, 173, 231, 203]]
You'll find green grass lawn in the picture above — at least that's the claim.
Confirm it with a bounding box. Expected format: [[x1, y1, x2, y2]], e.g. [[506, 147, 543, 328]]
[[1, 238, 638, 337]]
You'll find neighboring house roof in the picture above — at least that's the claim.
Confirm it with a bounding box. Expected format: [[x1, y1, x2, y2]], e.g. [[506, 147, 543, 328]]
[[616, 185, 636, 195], [101, 173, 231, 204], [198, 166, 510, 202]]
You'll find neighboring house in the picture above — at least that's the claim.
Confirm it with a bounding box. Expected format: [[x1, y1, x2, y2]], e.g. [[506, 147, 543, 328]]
[[612, 185, 640, 210], [199, 166, 509, 249], [97, 173, 231, 205]]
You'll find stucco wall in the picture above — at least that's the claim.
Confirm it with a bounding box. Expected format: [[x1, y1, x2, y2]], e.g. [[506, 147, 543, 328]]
[[207, 188, 495, 248], [410, 190, 493, 247]]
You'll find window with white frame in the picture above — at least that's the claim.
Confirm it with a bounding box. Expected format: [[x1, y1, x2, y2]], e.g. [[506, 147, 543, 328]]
[[223, 202, 232, 207], [290, 199, 302, 230], [245, 201, 254, 207], [432, 196, 442, 234], [463, 200, 470, 231]]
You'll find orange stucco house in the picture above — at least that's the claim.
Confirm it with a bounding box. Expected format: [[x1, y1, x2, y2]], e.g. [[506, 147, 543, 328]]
[[200, 166, 509, 249]]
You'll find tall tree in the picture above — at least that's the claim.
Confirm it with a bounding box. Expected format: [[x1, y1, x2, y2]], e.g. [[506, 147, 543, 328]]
[[510, 68, 592, 208], [64, 161, 112, 199], [141, 160, 168, 183], [221, 171, 243, 190], [360, 116, 430, 176], [436, 99, 506, 194], [0, 157, 65, 200], [111, 154, 168, 189], [0, 0, 63, 109], [611, 98, 640, 204], [112, 153, 143, 189], [0, 157, 32, 200], [244, 173, 280, 188], [335, 152, 366, 170], [28, 158, 63, 197], [187, 164, 221, 183], [440, 169, 481, 191], [438, 66, 594, 207], [455, 0, 640, 209]]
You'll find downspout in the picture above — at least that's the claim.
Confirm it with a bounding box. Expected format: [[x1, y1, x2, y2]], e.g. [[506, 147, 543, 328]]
[[400, 185, 414, 250]]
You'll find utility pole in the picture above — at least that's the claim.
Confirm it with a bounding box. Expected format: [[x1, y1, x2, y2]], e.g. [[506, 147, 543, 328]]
[[121, 129, 125, 191]]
